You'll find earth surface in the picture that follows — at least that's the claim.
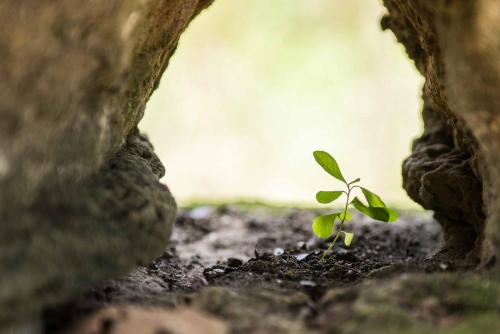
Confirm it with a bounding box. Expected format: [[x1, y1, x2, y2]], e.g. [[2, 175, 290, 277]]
[[40, 204, 499, 334]]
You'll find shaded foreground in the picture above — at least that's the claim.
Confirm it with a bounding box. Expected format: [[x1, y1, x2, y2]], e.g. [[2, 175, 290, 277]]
[[42, 205, 499, 333]]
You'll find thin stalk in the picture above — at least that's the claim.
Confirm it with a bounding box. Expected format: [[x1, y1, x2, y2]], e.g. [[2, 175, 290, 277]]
[[321, 182, 351, 260]]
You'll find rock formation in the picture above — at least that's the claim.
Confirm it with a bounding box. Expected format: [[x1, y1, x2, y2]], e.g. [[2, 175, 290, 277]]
[[382, 0, 499, 267], [0, 0, 212, 327]]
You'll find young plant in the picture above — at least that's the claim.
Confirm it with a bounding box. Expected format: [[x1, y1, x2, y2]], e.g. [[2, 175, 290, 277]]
[[312, 151, 397, 260]]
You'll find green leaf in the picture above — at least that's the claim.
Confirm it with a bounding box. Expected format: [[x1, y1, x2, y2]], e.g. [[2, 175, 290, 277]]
[[351, 197, 398, 222], [343, 232, 354, 246], [361, 188, 386, 208], [316, 191, 343, 204], [349, 178, 361, 185], [339, 210, 352, 221], [312, 213, 340, 238], [313, 151, 345, 182]]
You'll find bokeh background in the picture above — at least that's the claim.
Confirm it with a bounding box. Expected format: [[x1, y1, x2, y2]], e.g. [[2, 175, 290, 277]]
[[140, 0, 424, 208]]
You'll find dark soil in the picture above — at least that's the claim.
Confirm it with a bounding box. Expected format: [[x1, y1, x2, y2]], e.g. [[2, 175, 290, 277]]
[[40, 205, 500, 333]]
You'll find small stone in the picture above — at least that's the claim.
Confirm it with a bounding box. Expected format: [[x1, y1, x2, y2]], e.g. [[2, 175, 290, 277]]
[[226, 257, 243, 268], [203, 267, 226, 280], [188, 206, 214, 220], [255, 237, 277, 257], [273, 248, 284, 256], [299, 280, 316, 287], [190, 255, 202, 265], [247, 219, 260, 229], [296, 241, 306, 249], [293, 253, 309, 261]]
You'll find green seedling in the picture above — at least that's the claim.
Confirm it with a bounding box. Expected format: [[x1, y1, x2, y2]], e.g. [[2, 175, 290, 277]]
[[312, 151, 397, 260]]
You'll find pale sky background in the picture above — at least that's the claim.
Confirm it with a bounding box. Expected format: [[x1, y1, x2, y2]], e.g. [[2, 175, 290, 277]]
[[141, 0, 424, 208]]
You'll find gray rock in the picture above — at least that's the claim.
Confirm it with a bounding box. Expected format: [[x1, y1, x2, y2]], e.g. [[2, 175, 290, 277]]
[[0, 133, 176, 326], [382, 0, 500, 266], [0, 0, 213, 328]]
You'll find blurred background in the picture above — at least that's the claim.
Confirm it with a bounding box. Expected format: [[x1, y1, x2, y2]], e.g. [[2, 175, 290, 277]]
[[140, 0, 424, 208]]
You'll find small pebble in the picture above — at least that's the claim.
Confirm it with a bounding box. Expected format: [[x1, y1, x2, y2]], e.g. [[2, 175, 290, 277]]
[[226, 257, 243, 268], [273, 248, 284, 256], [188, 206, 214, 219], [247, 219, 260, 229], [255, 237, 278, 257], [299, 280, 316, 287], [203, 267, 226, 279], [296, 241, 306, 249], [293, 253, 309, 261], [190, 255, 202, 265]]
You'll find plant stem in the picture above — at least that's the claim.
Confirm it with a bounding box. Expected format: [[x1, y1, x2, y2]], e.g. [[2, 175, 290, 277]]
[[321, 182, 351, 261]]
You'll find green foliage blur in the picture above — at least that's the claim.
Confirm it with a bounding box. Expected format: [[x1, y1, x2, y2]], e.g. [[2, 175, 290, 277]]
[[141, 0, 423, 208]]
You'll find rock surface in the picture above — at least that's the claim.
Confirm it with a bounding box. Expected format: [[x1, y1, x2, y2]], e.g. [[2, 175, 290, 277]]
[[0, 133, 176, 327], [0, 0, 212, 211], [382, 0, 500, 265], [0, 0, 212, 328]]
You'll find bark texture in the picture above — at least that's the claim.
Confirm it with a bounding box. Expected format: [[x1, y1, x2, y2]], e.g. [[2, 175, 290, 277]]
[[0, 0, 212, 328], [382, 0, 500, 266]]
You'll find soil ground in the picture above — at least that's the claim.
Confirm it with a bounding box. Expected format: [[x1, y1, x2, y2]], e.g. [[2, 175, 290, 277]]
[[41, 205, 500, 334]]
